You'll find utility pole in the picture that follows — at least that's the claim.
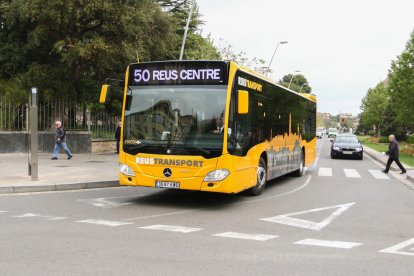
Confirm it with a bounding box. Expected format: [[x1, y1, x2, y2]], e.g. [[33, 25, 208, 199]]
[[179, 0, 196, 60]]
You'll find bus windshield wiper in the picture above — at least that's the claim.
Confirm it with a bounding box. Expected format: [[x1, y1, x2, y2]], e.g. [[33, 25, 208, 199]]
[[174, 141, 211, 156]]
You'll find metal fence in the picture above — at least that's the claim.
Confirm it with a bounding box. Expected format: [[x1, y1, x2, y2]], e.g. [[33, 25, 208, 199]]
[[0, 98, 120, 139]]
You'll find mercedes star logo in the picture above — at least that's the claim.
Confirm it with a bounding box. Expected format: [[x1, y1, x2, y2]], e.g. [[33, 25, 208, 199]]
[[163, 168, 172, 178]]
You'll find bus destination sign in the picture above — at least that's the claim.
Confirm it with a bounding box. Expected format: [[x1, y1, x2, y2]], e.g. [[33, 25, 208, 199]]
[[129, 61, 228, 86]]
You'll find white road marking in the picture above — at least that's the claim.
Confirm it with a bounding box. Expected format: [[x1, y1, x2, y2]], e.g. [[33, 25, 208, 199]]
[[124, 209, 200, 222], [344, 169, 361, 178], [261, 202, 356, 231], [78, 195, 140, 208], [213, 232, 278, 241], [369, 169, 390, 180], [312, 138, 324, 169], [138, 224, 202, 233], [295, 239, 363, 249], [241, 175, 312, 204], [76, 219, 133, 227], [379, 237, 414, 256], [318, 167, 332, 177], [0, 211, 8, 213], [11, 213, 66, 220]]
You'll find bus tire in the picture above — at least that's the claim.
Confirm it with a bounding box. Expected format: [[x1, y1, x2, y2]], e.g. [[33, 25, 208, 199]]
[[248, 157, 267, 196], [293, 150, 305, 177]]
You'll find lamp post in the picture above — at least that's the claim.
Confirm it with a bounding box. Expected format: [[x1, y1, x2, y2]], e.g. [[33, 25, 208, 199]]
[[265, 41, 288, 76], [179, 0, 196, 60], [298, 82, 308, 93], [287, 70, 301, 89]]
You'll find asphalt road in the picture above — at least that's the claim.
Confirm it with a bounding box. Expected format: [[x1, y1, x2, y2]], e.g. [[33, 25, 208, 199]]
[[1, 136, 413, 275]]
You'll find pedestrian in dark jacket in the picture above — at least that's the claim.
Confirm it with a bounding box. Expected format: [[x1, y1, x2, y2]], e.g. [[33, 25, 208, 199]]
[[115, 121, 121, 154], [51, 121, 73, 160], [382, 134, 406, 174]]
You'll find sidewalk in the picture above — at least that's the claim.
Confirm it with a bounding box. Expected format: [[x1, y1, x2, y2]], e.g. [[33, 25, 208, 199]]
[[363, 146, 414, 187], [0, 153, 119, 194]]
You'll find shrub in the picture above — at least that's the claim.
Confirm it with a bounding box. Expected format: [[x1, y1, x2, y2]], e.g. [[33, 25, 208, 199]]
[[401, 148, 414, 156], [378, 136, 389, 143], [407, 136, 414, 144], [368, 136, 379, 143]]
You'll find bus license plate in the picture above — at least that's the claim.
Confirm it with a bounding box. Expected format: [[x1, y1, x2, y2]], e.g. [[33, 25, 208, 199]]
[[156, 181, 180, 189]]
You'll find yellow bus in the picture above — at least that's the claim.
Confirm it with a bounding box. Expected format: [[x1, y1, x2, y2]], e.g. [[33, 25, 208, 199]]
[[100, 61, 316, 195]]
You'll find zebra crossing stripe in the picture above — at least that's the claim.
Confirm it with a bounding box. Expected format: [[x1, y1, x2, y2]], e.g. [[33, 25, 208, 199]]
[[344, 169, 361, 178], [318, 167, 332, 176], [213, 232, 279, 241], [76, 219, 133, 227], [368, 170, 390, 180], [11, 213, 66, 220], [295, 239, 363, 249], [138, 224, 202, 233]]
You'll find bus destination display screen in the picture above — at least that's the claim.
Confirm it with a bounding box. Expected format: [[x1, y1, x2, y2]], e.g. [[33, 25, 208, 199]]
[[129, 61, 228, 86]]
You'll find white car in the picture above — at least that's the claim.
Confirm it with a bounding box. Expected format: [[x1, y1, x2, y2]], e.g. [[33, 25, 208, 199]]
[[316, 128, 323, 138], [328, 128, 338, 138]]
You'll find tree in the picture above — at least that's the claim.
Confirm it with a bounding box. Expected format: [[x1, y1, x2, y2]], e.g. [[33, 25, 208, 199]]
[[360, 82, 389, 136], [388, 29, 414, 132], [0, 0, 220, 105], [279, 74, 312, 93], [216, 39, 266, 71], [0, 0, 182, 103]]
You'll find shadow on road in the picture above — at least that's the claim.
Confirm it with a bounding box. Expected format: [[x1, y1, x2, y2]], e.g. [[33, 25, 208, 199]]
[[122, 174, 295, 211]]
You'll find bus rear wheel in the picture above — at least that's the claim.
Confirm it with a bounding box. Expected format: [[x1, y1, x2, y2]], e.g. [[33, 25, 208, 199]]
[[293, 150, 305, 177], [248, 157, 267, 196]]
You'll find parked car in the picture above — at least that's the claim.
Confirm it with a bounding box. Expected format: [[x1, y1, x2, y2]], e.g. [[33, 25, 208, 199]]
[[328, 128, 338, 138], [330, 134, 363, 160], [316, 128, 323, 139]]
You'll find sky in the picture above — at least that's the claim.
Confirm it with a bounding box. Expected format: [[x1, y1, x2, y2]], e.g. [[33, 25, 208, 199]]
[[195, 0, 414, 116]]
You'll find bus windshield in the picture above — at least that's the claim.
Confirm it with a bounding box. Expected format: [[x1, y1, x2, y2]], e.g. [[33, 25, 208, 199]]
[[123, 85, 227, 158]]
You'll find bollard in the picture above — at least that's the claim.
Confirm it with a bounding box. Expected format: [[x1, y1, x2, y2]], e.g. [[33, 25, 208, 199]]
[[28, 87, 38, 181]]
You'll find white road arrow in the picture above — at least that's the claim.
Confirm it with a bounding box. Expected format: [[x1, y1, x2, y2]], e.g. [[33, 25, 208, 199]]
[[260, 202, 356, 231], [379, 237, 414, 256]]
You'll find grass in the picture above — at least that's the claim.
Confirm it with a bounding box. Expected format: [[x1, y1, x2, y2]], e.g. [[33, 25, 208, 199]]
[[358, 136, 414, 167]]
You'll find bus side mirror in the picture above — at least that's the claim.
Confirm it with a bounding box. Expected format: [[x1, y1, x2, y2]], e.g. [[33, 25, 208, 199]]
[[237, 90, 249, 114], [99, 84, 111, 104]]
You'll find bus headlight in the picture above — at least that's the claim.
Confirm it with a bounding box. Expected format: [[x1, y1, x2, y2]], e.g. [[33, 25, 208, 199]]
[[204, 169, 230, 182], [120, 164, 135, 176]]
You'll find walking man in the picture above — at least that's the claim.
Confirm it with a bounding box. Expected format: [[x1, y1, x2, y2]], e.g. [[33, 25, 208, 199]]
[[51, 121, 73, 160], [382, 134, 406, 174], [115, 121, 121, 154]]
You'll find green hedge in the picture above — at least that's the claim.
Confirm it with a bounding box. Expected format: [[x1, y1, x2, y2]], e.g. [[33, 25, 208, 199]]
[[407, 136, 414, 144], [378, 136, 389, 143]]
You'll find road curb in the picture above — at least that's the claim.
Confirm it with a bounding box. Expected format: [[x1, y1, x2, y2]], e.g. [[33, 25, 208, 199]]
[[0, 181, 119, 194], [363, 148, 396, 171], [364, 147, 414, 186]]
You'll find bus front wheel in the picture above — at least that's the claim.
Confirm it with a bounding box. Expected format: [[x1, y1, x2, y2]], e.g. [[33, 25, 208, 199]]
[[248, 157, 267, 196]]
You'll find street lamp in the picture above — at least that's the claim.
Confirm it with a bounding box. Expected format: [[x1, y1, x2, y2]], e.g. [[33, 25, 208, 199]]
[[179, 0, 196, 60], [287, 70, 301, 89], [298, 82, 308, 93], [265, 41, 288, 76]]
